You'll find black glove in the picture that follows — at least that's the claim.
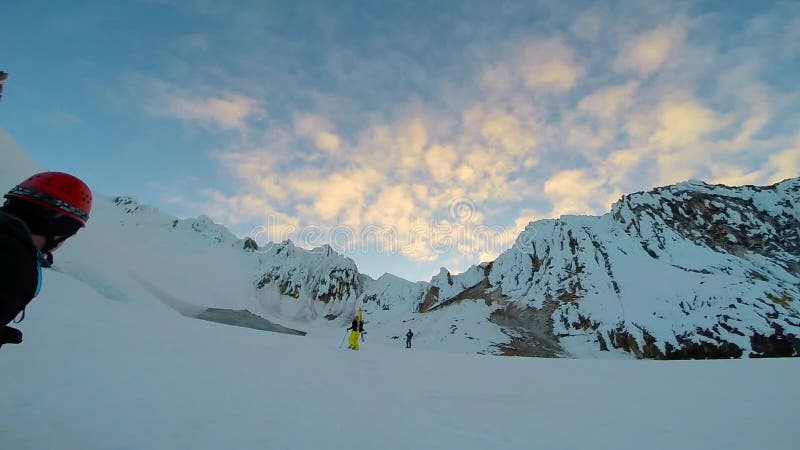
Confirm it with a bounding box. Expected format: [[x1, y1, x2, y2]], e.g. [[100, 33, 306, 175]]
[[0, 325, 23, 348]]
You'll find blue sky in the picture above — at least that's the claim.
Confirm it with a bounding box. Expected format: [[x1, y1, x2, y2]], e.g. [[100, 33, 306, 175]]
[[1, 0, 799, 281]]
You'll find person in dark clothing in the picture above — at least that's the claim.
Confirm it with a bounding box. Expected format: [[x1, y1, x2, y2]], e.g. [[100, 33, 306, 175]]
[[0, 172, 92, 349], [406, 329, 414, 348]]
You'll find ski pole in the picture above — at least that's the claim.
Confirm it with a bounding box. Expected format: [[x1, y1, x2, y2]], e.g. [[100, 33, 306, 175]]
[[338, 329, 349, 349]]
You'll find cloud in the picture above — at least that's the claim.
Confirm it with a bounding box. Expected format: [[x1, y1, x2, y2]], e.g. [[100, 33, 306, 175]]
[[305, 168, 384, 221], [473, 108, 539, 156], [519, 39, 584, 93], [724, 84, 773, 151], [203, 92, 544, 264], [571, 9, 605, 42], [768, 136, 800, 183], [202, 190, 270, 225], [479, 38, 584, 95], [614, 22, 686, 76], [154, 2, 799, 277], [425, 144, 458, 181], [543, 169, 619, 217], [511, 209, 544, 235], [212, 146, 296, 208], [156, 92, 263, 130], [563, 81, 641, 153], [746, 3, 800, 60], [293, 113, 342, 154], [396, 119, 430, 172], [137, 77, 265, 131], [708, 134, 800, 187], [371, 186, 417, 223], [708, 165, 768, 187], [578, 81, 640, 121], [479, 64, 513, 94], [564, 119, 617, 152], [604, 148, 648, 185], [650, 98, 723, 149]]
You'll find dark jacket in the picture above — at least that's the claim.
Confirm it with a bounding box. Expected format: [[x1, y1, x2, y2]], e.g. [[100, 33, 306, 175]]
[[406, 331, 413, 340], [348, 319, 365, 332], [0, 211, 39, 327]]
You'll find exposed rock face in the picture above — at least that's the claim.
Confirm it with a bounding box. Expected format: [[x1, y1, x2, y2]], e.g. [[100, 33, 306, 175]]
[[490, 301, 563, 357], [243, 238, 258, 252], [252, 242, 363, 320]]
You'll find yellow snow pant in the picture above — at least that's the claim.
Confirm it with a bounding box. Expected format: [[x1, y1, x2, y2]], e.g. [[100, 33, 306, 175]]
[[348, 331, 360, 350]]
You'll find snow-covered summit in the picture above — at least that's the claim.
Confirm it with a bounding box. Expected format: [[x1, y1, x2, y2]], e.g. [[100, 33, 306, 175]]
[[441, 177, 800, 358]]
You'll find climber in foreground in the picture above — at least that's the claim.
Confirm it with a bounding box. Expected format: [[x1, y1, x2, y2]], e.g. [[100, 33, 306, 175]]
[[406, 329, 414, 348], [0, 172, 92, 349]]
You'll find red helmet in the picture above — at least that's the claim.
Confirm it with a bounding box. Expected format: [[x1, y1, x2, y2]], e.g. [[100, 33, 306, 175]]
[[5, 172, 92, 225]]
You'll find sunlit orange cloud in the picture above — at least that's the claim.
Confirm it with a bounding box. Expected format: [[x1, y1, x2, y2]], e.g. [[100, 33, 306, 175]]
[[141, 77, 265, 131], [293, 113, 343, 154], [544, 169, 618, 217], [710, 166, 769, 187], [651, 98, 724, 150], [768, 137, 800, 183]]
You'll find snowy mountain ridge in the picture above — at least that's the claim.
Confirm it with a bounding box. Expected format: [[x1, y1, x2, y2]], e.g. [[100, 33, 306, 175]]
[[247, 177, 800, 359], [429, 177, 800, 358], [110, 195, 252, 250], [2, 130, 797, 358]]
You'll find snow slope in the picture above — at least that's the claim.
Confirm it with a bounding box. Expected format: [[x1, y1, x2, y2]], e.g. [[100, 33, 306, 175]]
[[1, 269, 798, 450]]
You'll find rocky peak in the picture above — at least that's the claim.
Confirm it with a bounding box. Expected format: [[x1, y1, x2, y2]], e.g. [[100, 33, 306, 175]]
[[430, 177, 800, 358], [611, 178, 800, 274]]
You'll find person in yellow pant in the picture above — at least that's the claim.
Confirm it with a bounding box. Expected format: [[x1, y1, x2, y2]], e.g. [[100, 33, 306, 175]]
[[347, 316, 363, 350]]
